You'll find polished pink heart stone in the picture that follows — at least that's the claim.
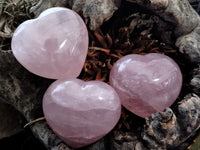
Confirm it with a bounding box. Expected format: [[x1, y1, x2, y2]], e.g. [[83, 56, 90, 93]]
[[43, 79, 121, 148], [11, 7, 88, 79], [110, 53, 182, 118]]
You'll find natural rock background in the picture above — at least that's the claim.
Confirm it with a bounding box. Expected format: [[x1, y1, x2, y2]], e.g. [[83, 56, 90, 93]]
[[0, 0, 200, 150]]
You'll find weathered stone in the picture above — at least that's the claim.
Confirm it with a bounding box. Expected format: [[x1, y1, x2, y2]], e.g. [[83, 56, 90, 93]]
[[142, 94, 200, 150], [30, 0, 121, 30], [0, 101, 25, 139], [127, 0, 200, 62], [143, 108, 181, 149]]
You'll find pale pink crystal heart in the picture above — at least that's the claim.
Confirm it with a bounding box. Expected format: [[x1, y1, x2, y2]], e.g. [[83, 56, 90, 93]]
[[43, 79, 121, 148], [11, 7, 88, 79], [110, 53, 182, 118]]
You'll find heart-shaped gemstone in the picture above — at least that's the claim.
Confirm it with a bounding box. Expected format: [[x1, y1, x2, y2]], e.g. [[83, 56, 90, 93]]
[[11, 7, 88, 79], [110, 53, 182, 118], [43, 79, 121, 148]]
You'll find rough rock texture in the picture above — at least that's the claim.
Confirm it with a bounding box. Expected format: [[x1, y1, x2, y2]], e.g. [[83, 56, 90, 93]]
[[176, 25, 200, 63], [0, 50, 57, 149], [143, 93, 200, 150], [177, 94, 200, 137], [189, 0, 200, 14], [127, 0, 200, 63], [0, 101, 25, 139], [190, 65, 200, 95], [110, 130, 148, 150], [0, 50, 51, 120], [143, 108, 180, 150], [30, 0, 121, 30], [127, 0, 199, 37]]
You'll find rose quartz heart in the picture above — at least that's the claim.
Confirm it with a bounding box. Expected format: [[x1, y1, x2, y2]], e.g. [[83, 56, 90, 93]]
[[110, 53, 182, 118], [11, 7, 88, 79], [43, 79, 121, 148]]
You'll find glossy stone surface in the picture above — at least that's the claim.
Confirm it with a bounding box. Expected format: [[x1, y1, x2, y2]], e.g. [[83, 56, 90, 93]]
[[11, 7, 88, 79], [110, 53, 182, 118], [43, 79, 121, 148]]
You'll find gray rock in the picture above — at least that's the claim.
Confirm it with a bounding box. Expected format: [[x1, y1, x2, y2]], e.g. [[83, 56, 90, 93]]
[[142, 94, 200, 150], [0, 101, 25, 139], [30, 0, 121, 30], [127, 0, 200, 62], [176, 25, 200, 63]]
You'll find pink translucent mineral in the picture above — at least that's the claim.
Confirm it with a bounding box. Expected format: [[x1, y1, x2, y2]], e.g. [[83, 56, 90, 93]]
[[110, 53, 182, 118], [43, 79, 121, 148], [11, 7, 88, 79]]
